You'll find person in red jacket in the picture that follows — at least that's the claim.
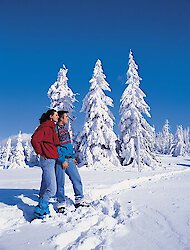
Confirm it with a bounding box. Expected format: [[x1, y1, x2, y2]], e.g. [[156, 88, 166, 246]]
[[31, 109, 60, 219]]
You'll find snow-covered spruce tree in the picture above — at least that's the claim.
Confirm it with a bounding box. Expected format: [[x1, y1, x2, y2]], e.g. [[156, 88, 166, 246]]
[[48, 65, 77, 114], [119, 50, 158, 171], [155, 132, 164, 154], [151, 124, 156, 152], [161, 120, 174, 154], [184, 127, 190, 155], [77, 59, 120, 168], [9, 131, 28, 169], [48, 65, 77, 140], [0, 137, 12, 169], [24, 141, 32, 163], [172, 125, 187, 157], [155, 120, 174, 154]]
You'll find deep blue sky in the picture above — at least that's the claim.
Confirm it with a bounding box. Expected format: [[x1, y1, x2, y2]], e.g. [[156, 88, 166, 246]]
[[0, 0, 190, 140]]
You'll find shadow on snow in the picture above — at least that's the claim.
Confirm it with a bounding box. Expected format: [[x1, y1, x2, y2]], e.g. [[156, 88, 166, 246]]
[[177, 163, 190, 168], [0, 188, 39, 222]]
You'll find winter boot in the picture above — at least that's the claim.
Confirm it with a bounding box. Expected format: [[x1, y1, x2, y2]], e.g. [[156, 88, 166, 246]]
[[57, 202, 66, 214], [75, 200, 90, 209], [34, 199, 50, 219]]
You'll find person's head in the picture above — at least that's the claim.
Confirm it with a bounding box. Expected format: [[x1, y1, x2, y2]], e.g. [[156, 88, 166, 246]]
[[39, 109, 59, 124], [58, 111, 69, 125]]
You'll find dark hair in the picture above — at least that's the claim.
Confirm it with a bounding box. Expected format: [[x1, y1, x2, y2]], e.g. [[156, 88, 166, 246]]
[[39, 109, 57, 124], [58, 110, 68, 122]]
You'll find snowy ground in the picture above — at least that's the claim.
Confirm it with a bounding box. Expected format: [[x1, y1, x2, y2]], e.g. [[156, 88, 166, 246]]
[[0, 155, 190, 250]]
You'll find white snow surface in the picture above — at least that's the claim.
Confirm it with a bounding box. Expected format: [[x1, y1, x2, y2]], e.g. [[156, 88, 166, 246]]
[[0, 155, 190, 250]]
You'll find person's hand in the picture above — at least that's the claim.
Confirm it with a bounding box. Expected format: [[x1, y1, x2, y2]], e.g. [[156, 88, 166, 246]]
[[73, 158, 77, 164], [37, 154, 46, 160], [62, 161, 69, 169]]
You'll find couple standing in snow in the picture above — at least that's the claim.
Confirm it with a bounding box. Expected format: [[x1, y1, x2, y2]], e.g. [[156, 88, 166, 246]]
[[31, 109, 88, 219]]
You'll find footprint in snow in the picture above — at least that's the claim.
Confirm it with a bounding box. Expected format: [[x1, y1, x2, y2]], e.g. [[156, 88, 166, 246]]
[[52, 196, 138, 250]]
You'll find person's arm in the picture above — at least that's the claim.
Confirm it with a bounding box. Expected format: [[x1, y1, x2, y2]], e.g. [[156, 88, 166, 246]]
[[57, 146, 69, 169], [58, 145, 67, 162], [68, 144, 77, 164], [31, 127, 44, 156]]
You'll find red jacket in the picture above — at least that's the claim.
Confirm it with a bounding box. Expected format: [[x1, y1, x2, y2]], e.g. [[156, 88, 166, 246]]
[[31, 120, 60, 159]]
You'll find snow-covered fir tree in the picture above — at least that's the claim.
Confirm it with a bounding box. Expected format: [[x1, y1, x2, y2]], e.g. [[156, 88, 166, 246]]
[[172, 125, 187, 157], [24, 141, 32, 163], [119, 50, 158, 171], [155, 120, 174, 154], [155, 132, 164, 154], [48, 64, 77, 139], [77, 59, 120, 168], [0, 137, 12, 169], [48, 65, 76, 116], [162, 120, 173, 154], [184, 127, 190, 155], [9, 131, 28, 169], [151, 124, 156, 152]]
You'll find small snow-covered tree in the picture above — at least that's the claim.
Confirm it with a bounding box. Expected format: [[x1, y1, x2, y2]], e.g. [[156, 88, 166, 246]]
[[9, 131, 28, 169], [0, 137, 12, 169], [161, 120, 174, 154], [155, 120, 174, 154], [119, 50, 158, 171], [77, 59, 120, 168], [172, 125, 187, 157], [24, 141, 32, 163], [155, 132, 164, 154], [48, 64, 77, 140], [184, 127, 190, 155]]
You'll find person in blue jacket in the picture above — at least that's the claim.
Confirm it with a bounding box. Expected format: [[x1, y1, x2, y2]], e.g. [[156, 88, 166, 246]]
[[55, 110, 89, 213]]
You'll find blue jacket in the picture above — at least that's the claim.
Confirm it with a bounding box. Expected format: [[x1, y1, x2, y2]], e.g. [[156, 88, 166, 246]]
[[58, 143, 76, 163], [56, 124, 76, 163]]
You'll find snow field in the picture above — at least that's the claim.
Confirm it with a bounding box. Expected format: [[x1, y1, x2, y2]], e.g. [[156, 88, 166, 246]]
[[110, 170, 190, 249], [0, 156, 190, 249]]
